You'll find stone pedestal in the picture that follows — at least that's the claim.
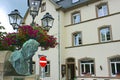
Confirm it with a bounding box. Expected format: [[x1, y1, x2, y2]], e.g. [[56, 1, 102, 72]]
[[25, 75, 39, 80], [0, 51, 11, 80], [0, 51, 39, 80]]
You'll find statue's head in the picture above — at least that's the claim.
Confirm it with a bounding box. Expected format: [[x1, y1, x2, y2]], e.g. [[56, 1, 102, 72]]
[[21, 39, 40, 60]]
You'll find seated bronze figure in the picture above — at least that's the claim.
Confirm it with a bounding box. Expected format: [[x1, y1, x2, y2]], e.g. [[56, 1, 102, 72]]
[[9, 39, 39, 75]]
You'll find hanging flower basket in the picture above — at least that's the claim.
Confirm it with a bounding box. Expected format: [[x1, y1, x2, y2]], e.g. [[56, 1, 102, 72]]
[[0, 24, 58, 51]]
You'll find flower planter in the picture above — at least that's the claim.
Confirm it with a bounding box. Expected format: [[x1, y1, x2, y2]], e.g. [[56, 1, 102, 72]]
[[82, 73, 91, 77], [116, 74, 120, 78]]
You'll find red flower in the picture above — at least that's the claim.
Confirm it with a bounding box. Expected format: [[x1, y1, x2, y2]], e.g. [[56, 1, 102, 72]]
[[0, 25, 58, 51]]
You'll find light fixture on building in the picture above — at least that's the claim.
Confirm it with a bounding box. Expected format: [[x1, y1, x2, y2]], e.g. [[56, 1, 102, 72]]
[[41, 12, 54, 32], [28, 0, 42, 25], [8, 9, 23, 30]]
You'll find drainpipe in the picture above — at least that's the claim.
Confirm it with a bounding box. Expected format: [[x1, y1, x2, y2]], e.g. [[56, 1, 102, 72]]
[[58, 11, 61, 80]]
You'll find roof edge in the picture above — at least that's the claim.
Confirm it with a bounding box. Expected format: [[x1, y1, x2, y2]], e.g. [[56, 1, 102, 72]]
[[49, 0, 62, 9], [56, 0, 101, 12]]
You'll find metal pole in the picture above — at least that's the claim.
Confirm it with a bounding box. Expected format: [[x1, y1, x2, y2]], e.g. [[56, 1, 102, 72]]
[[31, 14, 36, 26], [41, 67, 45, 80]]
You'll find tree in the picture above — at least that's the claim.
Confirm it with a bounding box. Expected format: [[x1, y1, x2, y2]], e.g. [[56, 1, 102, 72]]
[[0, 24, 7, 50]]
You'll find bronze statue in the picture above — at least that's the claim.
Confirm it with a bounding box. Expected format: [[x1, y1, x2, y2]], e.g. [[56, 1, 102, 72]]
[[9, 39, 39, 75]]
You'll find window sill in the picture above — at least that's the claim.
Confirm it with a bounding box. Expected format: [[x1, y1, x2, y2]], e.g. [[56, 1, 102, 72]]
[[66, 39, 120, 49], [72, 22, 80, 25], [73, 44, 82, 47], [81, 73, 95, 77], [84, 74, 91, 77], [100, 40, 112, 43]]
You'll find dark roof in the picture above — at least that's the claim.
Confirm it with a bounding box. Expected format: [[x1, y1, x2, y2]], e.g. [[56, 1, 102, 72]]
[[54, 0, 89, 8], [52, 0, 99, 11]]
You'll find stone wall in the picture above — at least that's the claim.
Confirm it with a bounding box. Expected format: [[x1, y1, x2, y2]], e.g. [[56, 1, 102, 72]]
[[4, 75, 38, 80], [0, 51, 11, 80]]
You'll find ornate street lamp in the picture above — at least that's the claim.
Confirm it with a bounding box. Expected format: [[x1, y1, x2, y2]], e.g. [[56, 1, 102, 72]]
[[8, 9, 22, 30], [28, 0, 42, 25], [41, 12, 54, 32], [28, 0, 42, 74]]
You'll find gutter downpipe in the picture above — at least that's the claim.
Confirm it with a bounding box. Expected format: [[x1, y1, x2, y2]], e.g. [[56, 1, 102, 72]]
[[58, 11, 61, 80]]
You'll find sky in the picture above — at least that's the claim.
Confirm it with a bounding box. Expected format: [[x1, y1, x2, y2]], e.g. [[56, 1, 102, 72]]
[[0, 0, 28, 32]]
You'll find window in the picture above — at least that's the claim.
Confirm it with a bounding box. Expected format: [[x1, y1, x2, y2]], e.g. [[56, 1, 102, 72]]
[[32, 61, 36, 74], [41, 3, 46, 12], [110, 57, 120, 76], [72, 0, 79, 3], [72, 12, 81, 24], [45, 61, 50, 76], [73, 32, 82, 46], [80, 58, 95, 76], [96, 3, 108, 17], [40, 61, 50, 77], [99, 26, 111, 42]]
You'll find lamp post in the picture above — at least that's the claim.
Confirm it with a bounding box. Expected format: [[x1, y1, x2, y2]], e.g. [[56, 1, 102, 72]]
[[28, 0, 54, 74], [28, 0, 42, 25], [8, 9, 22, 30], [28, 0, 42, 74], [41, 12, 54, 32]]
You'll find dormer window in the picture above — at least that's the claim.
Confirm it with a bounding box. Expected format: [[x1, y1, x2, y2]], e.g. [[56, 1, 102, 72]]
[[72, 0, 79, 3]]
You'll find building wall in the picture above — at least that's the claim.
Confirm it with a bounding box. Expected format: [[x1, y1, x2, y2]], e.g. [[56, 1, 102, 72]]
[[24, 0, 61, 80], [65, 14, 120, 46], [64, 0, 120, 47], [24, 0, 120, 80], [64, 0, 120, 26], [24, 12, 32, 25], [65, 41, 120, 76], [63, 0, 120, 79]]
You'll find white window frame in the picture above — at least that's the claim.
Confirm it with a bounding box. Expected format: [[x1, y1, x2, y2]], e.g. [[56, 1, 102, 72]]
[[110, 58, 120, 77], [72, 0, 79, 3], [80, 61, 95, 76], [97, 3, 108, 17], [72, 12, 80, 24], [73, 32, 82, 46], [45, 61, 50, 76], [39, 61, 50, 77], [99, 27, 111, 42]]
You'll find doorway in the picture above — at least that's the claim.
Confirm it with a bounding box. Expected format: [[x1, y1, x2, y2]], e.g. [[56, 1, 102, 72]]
[[66, 58, 75, 80]]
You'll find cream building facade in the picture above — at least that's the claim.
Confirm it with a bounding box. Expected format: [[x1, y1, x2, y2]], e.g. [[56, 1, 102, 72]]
[[24, 0, 120, 80]]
